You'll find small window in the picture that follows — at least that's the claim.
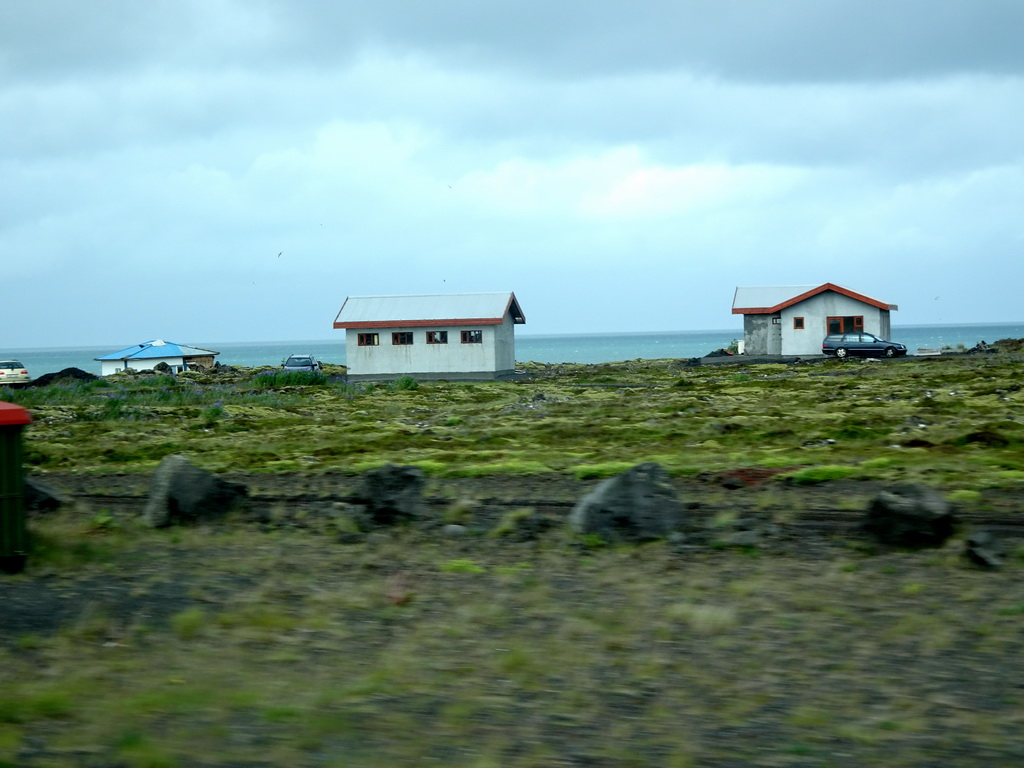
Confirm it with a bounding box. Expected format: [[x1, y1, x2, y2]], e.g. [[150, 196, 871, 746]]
[[392, 332, 414, 345], [461, 330, 483, 344], [771, 317, 781, 325], [358, 333, 379, 347], [426, 331, 448, 344], [793, 317, 805, 330]]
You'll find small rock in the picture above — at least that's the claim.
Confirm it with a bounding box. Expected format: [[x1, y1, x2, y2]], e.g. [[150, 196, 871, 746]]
[[965, 530, 1003, 569], [443, 524, 469, 537]]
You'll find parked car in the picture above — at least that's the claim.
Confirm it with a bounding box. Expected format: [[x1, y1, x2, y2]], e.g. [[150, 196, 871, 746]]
[[0, 360, 31, 387], [281, 354, 322, 372], [821, 333, 907, 359]]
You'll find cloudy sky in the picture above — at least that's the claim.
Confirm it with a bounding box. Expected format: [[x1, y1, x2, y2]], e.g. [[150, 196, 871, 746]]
[[3, 0, 1023, 348]]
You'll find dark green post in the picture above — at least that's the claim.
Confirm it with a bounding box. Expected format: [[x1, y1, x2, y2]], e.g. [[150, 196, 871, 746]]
[[0, 401, 32, 574]]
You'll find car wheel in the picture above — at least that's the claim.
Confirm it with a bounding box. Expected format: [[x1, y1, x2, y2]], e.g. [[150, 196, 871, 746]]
[[884, 347, 896, 358], [835, 347, 848, 359]]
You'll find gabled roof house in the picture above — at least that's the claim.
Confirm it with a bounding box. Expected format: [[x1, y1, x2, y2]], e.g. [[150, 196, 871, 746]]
[[732, 283, 898, 356], [96, 340, 219, 376], [333, 292, 526, 381]]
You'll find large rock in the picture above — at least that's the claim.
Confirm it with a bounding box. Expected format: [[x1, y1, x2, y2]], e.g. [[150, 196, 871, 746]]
[[569, 462, 685, 542], [353, 464, 425, 527], [144, 454, 248, 527], [29, 367, 98, 387], [862, 483, 957, 548]]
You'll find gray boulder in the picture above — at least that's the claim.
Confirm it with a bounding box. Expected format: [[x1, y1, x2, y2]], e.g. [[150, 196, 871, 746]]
[[353, 463, 424, 527], [569, 462, 685, 542], [862, 483, 957, 548], [144, 454, 249, 527]]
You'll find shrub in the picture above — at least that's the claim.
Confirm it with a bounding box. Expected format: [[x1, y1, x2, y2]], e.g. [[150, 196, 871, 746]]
[[440, 559, 486, 573], [392, 376, 419, 391], [171, 608, 208, 640], [199, 404, 225, 426], [251, 370, 327, 389]]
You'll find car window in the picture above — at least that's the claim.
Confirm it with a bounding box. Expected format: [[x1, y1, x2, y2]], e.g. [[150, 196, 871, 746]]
[[0, 361, 23, 368]]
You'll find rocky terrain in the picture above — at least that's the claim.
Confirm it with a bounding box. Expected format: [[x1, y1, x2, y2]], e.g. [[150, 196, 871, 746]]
[[2, 352, 1024, 766]]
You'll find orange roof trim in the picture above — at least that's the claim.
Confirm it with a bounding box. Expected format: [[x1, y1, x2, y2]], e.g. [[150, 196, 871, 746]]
[[335, 317, 505, 329], [732, 283, 898, 315]]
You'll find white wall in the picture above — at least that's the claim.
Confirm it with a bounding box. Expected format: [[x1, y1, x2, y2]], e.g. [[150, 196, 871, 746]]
[[779, 293, 887, 355], [345, 318, 517, 378], [100, 356, 185, 376]]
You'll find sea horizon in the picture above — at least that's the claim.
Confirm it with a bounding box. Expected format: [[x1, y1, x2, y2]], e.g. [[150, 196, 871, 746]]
[[7, 319, 1024, 352], [4, 321, 1024, 377]]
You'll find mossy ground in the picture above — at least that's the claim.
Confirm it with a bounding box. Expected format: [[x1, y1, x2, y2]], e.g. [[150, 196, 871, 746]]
[[6, 354, 1024, 492], [3, 354, 1024, 766]]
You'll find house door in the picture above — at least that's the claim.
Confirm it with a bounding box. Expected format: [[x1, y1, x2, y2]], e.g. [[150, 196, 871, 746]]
[[827, 316, 864, 334]]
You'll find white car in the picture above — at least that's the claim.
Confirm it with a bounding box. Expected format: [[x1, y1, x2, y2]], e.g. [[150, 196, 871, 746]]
[[0, 360, 31, 387]]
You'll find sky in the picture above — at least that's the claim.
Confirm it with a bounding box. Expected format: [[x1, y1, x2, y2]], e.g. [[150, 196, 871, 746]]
[[3, 0, 1023, 348]]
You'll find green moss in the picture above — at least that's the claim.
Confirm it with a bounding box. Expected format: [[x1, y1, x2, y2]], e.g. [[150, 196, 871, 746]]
[[448, 461, 554, 477], [946, 489, 983, 505], [781, 465, 858, 484], [573, 462, 636, 480]]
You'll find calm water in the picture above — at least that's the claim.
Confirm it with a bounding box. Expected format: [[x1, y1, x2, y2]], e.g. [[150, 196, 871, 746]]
[[5, 323, 1024, 378]]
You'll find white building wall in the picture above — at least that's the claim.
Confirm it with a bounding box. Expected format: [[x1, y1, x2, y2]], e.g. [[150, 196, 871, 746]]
[[100, 356, 185, 376], [345, 319, 516, 378], [778, 294, 886, 355]]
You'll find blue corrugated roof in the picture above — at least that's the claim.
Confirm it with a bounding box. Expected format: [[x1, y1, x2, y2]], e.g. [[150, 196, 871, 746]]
[[95, 340, 219, 361]]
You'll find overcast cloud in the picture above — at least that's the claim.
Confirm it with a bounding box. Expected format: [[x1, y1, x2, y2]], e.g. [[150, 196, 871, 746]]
[[3, 0, 1023, 348]]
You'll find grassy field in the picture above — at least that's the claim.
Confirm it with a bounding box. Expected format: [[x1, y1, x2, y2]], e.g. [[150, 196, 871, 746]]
[[2, 353, 1024, 767]]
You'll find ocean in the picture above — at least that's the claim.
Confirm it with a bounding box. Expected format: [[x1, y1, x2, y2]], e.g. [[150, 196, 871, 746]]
[[5, 323, 1024, 378]]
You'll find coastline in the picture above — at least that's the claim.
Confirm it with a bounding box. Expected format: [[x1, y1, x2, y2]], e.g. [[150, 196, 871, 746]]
[[4, 321, 1023, 378]]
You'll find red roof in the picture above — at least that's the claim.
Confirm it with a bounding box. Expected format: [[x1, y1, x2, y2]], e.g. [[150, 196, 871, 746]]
[[732, 283, 898, 315], [0, 401, 31, 427]]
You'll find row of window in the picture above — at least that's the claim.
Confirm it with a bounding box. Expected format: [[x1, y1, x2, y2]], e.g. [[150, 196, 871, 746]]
[[357, 330, 483, 347], [772, 316, 864, 332]]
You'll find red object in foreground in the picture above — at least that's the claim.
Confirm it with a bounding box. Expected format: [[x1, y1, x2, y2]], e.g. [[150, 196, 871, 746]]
[[0, 401, 31, 426], [0, 400, 31, 574]]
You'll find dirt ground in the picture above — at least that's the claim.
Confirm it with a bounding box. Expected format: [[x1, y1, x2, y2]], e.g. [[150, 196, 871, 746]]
[[4, 470, 1024, 767]]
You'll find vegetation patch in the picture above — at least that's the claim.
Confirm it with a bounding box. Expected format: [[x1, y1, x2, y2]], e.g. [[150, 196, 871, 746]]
[[780, 465, 858, 484]]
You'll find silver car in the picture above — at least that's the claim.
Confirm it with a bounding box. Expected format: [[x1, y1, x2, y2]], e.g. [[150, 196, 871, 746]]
[[0, 360, 31, 387]]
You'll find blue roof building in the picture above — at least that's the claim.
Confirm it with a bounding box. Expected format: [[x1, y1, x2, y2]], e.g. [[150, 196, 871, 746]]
[[95, 340, 219, 375]]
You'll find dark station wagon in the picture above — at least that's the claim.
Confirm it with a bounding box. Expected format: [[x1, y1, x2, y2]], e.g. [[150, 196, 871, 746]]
[[281, 354, 322, 372], [821, 333, 907, 359]]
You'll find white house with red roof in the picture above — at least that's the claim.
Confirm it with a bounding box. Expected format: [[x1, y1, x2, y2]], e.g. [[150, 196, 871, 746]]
[[333, 292, 526, 380], [732, 283, 898, 356]]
